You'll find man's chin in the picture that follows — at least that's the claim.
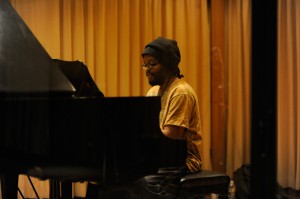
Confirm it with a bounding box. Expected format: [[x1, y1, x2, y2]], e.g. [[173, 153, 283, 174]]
[[149, 81, 156, 86], [148, 78, 162, 86]]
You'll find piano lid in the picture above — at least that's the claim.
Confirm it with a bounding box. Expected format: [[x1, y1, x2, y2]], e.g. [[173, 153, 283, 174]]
[[0, 0, 75, 96]]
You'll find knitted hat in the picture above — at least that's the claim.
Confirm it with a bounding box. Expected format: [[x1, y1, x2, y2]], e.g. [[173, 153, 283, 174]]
[[142, 37, 183, 78]]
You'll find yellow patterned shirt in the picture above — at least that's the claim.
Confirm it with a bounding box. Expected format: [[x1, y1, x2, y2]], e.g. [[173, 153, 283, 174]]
[[146, 78, 203, 172]]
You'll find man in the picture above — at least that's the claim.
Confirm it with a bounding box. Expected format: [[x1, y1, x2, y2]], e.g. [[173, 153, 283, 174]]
[[133, 37, 203, 198], [142, 36, 203, 172]]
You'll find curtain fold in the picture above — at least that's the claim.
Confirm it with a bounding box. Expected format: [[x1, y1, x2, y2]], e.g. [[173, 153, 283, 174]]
[[277, 0, 300, 190], [225, 0, 251, 177], [10, 0, 211, 197]]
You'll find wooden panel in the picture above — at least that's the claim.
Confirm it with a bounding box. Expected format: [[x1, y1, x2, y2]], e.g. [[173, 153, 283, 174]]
[[210, 0, 227, 172]]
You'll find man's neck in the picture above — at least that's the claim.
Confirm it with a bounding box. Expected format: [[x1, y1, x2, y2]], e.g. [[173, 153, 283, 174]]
[[158, 75, 177, 96]]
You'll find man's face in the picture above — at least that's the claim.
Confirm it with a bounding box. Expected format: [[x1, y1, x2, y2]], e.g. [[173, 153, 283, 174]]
[[142, 54, 168, 86]]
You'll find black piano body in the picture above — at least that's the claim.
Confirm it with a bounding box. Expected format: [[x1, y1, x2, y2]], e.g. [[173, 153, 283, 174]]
[[1, 96, 186, 182], [0, 96, 187, 198]]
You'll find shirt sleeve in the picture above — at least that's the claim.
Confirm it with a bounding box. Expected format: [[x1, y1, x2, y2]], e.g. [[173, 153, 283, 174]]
[[163, 93, 194, 129]]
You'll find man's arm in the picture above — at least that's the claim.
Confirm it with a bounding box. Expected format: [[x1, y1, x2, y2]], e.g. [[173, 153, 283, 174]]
[[162, 125, 186, 140]]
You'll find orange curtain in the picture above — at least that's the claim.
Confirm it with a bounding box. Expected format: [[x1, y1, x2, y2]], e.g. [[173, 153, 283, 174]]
[[10, 0, 211, 197], [225, 0, 252, 177], [277, 0, 300, 191]]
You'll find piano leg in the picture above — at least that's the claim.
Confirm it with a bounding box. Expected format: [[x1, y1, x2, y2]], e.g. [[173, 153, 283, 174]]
[[0, 172, 19, 199], [61, 181, 72, 199], [86, 182, 101, 198], [1, 152, 25, 199]]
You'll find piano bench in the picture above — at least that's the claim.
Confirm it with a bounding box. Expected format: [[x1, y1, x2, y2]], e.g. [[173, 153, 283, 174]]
[[178, 170, 230, 198], [158, 167, 230, 198], [24, 166, 102, 199]]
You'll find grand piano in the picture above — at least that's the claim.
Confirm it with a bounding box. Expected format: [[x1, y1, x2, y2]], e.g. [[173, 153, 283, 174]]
[[0, 0, 186, 198]]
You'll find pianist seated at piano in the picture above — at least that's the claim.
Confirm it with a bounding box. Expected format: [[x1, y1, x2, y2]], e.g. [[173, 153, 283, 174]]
[[131, 37, 203, 198]]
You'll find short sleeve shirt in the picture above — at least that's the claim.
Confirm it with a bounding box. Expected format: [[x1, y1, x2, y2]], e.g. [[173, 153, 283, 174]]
[[147, 78, 203, 172]]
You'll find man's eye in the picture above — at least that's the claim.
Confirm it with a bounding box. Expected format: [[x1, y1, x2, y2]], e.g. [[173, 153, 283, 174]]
[[149, 62, 159, 66]]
